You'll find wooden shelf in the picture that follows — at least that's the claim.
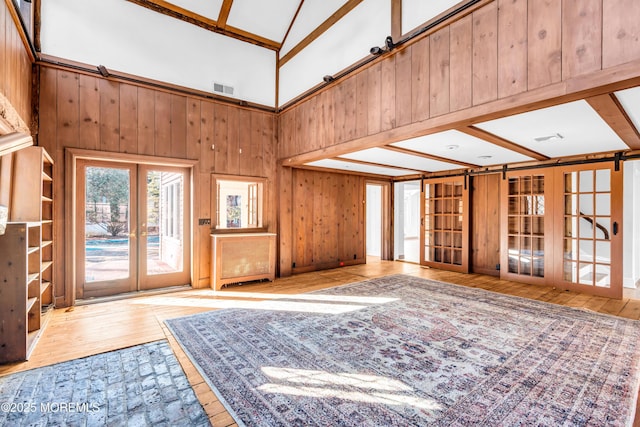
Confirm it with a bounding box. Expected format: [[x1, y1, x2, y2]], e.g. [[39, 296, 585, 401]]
[[26, 297, 38, 312], [41, 261, 53, 273], [0, 146, 55, 363]]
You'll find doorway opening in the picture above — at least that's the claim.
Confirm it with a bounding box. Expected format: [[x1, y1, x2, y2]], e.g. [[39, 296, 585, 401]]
[[366, 181, 391, 262], [393, 180, 420, 263]]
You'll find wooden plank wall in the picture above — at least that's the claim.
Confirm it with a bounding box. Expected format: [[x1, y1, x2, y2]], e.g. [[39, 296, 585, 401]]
[[0, 0, 32, 131], [470, 174, 501, 276], [37, 66, 277, 306], [278, 0, 640, 159], [279, 168, 365, 275]]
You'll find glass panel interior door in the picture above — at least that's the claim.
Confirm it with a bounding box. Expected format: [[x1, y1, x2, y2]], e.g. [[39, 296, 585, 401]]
[[558, 165, 622, 297], [422, 177, 468, 272], [139, 166, 190, 290], [79, 162, 137, 299]]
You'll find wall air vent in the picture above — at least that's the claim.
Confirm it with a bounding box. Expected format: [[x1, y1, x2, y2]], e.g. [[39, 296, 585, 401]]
[[213, 82, 235, 97]]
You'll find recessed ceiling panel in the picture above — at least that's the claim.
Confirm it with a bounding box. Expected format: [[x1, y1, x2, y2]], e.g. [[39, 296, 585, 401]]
[[167, 0, 223, 20], [615, 86, 640, 134], [305, 159, 418, 177], [227, 0, 301, 42], [338, 147, 463, 172], [475, 100, 628, 158], [391, 130, 533, 166]]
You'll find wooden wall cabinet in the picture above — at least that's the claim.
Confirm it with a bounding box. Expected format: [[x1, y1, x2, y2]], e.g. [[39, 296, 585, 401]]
[[210, 233, 276, 291], [0, 146, 54, 362]]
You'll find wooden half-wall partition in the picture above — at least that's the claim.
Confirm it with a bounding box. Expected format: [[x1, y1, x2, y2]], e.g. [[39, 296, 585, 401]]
[[278, 0, 640, 162], [36, 65, 277, 307]]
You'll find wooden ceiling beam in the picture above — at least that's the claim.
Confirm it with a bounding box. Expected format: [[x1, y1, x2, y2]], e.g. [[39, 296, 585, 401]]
[[330, 156, 421, 174], [281, 0, 305, 49], [383, 145, 479, 168], [126, 0, 280, 50], [587, 93, 640, 150], [279, 0, 363, 67], [217, 0, 233, 29], [391, 0, 402, 42], [458, 126, 549, 161]]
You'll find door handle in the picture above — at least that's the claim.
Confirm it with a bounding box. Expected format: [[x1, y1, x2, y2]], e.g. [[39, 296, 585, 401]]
[[613, 222, 618, 236]]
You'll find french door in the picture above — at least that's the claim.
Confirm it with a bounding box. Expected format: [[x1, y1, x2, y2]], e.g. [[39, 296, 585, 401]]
[[421, 176, 469, 273], [552, 163, 623, 298], [76, 160, 190, 299], [501, 162, 623, 298]]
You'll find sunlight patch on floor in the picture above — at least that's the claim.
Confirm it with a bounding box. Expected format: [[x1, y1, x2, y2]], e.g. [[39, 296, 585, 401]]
[[258, 367, 441, 411], [129, 295, 386, 314]]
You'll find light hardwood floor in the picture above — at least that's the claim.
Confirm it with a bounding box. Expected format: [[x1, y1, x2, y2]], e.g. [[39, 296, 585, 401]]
[[1, 260, 639, 426]]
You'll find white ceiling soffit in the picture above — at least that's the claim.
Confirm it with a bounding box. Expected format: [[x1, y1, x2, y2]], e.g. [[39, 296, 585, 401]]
[[226, 0, 301, 42], [166, 0, 223, 20], [474, 100, 628, 158], [615, 86, 640, 134], [280, 0, 348, 55], [338, 147, 463, 172], [391, 130, 534, 166], [306, 159, 419, 177]]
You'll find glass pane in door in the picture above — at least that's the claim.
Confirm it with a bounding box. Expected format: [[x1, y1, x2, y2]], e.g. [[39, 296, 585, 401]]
[[146, 170, 184, 275], [84, 166, 131, 282], [562, 168, 612, 288]]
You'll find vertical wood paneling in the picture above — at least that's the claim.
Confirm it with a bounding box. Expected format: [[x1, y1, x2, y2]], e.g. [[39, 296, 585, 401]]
[[450, 16, 473, 111], [226, 106, 240, 175], [279, 110, 295, 158], [119, 84, 138, 154], [411, 36, 430, 122], [367, 63, 382, 135], [335, 76, 357, 143], [137, 87, 155, 156], [153, 92, 171, 158], [38, 67, 57, 157], [250, 112, 264, 176], [497, 0, 528, 98], [186, 98, 201, 160], [237, 109, 251, 176], [380, 56, 396, 131], [0, 0, 32, 128], [37, 66, 278, 301], [602, 0, 640, 68], [356, 72, 369, 136], [214, 103, 229, 174], [528, 0, 562, 90], [304, 98, 318, 152], [56, 71, 79, 148], [562, 0, 602, 79], [318, 88, 335, 147], [279, 166, 293, 276], [199, 101, 214, 173], [472, 2, 498, 106], [78, 75, 100, 151], [471, 174, 501, 276], [170, 94, 187, 158], [99, 79, 120, 152], [430, 27, 450, 117]]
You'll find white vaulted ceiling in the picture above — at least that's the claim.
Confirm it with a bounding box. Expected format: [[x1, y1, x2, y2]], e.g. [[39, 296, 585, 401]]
[[41, 0, 640, 178]]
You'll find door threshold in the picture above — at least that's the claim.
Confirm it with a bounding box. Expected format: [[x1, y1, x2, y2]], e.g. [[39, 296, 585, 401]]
[[75, 284, 192, 306]]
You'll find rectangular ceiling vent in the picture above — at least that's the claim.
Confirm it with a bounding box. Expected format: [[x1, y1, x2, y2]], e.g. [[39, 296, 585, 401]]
[[213, 82, 235, 97]]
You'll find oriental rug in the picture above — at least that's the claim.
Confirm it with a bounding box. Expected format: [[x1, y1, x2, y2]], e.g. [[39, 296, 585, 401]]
[[166, 275, 640, 426], [0, 340, 209, 426]]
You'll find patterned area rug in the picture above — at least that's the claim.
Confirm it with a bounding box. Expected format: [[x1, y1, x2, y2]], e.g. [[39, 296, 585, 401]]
[[166, 275, 640, 426], [0, 340, 209, 426]]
